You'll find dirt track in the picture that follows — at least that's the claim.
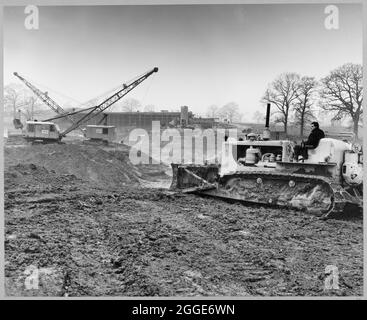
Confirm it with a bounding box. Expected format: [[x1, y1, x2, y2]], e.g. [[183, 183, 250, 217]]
[[4, 140, 363, 296]]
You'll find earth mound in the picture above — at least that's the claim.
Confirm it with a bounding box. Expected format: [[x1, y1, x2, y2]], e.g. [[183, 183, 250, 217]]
[[4, 144, 141, 189]]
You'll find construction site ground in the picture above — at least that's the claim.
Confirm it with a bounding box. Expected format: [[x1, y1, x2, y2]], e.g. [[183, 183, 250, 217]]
[[4, 136, 363, 297]]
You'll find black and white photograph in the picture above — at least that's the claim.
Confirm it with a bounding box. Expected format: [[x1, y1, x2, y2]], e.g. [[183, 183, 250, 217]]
[[2, 1, 364, 299]]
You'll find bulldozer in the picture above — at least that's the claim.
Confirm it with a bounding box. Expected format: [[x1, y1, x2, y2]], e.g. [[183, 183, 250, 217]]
[[170, 104, 363, 219]]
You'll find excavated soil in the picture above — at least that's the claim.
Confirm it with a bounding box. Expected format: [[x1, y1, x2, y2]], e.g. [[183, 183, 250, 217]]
[[4, 143, 142, 189], [4, 140, 363, 297]]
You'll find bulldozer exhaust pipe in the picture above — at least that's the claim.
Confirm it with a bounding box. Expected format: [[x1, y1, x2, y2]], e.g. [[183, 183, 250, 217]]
[[263, 103, 271, 140], [265, 103, 270, 128]]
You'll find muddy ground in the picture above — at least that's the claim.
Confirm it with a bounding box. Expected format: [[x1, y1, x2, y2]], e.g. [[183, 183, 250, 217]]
[[4, 138, 363, 297]]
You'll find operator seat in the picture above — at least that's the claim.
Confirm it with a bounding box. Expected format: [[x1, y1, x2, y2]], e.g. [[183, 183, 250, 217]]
[[306, 138, 351, 164]]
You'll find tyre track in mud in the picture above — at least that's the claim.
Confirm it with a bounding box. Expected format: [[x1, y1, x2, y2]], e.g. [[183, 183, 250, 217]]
[[155, 195, 363, 296], [89, 192, 362, 296], [5, 181, 363, 296]]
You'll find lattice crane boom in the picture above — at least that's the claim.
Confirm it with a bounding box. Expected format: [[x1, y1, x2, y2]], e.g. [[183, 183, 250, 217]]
[[59, 67, 158, 137], [13, 72, 79, 128]]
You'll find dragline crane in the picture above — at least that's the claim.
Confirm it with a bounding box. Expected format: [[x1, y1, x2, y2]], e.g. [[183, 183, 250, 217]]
[[21, 67, 158, 143]]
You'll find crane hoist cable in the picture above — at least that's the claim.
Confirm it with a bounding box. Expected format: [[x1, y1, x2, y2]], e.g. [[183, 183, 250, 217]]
[[45, 68, 159, 121], [140, 73, 156, 107], [45, 70, 159, 121], [88, 68, 156, 104], [19, 75, 84, 106], [60, 68, 157, 110], [78, 83, 124, 109], [45, 67, 159, 137]]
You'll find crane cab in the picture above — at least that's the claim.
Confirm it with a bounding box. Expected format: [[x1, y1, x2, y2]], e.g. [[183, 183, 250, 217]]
[[23, 121, 61, 143]]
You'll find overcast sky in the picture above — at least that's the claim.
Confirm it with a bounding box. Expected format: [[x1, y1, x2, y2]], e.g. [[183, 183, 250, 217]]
[[4, 4, 362, 120]]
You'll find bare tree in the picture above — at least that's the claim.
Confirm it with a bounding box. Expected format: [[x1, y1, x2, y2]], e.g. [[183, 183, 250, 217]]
[[120, 98, 142, 112], [294, 76, 317, 137], [4, 83, 26, 116], [62, 101, 78, 113], [237, 113, 244, 123], [206, 104, 219, 118], [262, 73, 300, 134], [22, 96, 43, 120], [319, 63, 363, 135], [143, 104, 156, 112], [218, 102, 242, 123], [252, 110, 265, 124], [82, 98, 99, 108]]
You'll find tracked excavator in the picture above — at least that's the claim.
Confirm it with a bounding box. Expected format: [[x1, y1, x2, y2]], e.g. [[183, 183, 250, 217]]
[[14, 67, 158, 143], [171, 104, 363, 219]]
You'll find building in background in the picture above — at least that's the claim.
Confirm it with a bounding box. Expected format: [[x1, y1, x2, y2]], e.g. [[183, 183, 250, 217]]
[[66, 105, 217, 131]]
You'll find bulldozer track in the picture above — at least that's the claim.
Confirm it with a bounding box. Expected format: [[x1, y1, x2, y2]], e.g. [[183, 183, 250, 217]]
[[172, 165, 362, 219]]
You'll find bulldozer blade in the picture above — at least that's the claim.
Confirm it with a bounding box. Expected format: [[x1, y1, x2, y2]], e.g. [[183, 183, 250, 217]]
[[170, 164, 219, 193]]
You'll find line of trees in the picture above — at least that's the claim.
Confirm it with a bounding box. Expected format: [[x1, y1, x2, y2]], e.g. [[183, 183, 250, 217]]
[[206, 102, 243, 123], [3, 83, 44, 120], [110, 98, 156, 112], [3, 85, 157, 116], [261, 63, 363, 136]]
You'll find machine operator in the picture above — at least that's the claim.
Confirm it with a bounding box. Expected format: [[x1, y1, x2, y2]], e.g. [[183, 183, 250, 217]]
[[294, 121, 325, 161]]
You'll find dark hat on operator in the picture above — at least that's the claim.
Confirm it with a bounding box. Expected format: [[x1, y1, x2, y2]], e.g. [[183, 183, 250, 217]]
[[311, 121, 319, 128]]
